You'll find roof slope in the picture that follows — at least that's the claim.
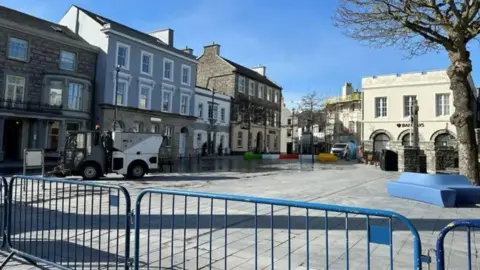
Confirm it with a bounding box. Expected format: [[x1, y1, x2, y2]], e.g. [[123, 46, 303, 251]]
[[221, 57, 282, 89], [0, 5, 87, 43], [74, 5, 196, 60]]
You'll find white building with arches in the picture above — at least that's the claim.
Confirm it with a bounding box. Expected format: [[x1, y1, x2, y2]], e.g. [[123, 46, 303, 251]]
[[361, 69, 478, 154]]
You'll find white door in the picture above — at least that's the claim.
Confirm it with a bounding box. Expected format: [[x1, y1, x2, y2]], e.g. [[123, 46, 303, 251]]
[[179, 133, 187, 157]]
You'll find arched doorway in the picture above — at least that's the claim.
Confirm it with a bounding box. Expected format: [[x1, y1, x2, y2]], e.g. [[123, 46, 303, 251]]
[[256, 132, 263, 153], [402, 133, 412, 146], [435, 133, 455, 147], [179, 127, 188, 157], [112, 120, 125, 132], [373, 133, 390, 154]]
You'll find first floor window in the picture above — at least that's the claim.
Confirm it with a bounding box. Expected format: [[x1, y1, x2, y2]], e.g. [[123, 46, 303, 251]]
[[375, 97, 387, 117], [139, 86, 151, 109], [164, 125, 173, 146], [116, 81, 127, 106], [180, 94, 190, 115], [436, 93, 450, 116], [220, 108, 225, 122], [162, 91, 172, 112], [67, 122, 80, 131], [348, 121, 355, 132], [68, 82, 83, 110], [5, 75, 26, 106], [181, 65, 191, 85], [208, 103, 218, 120], [49, 80, 63, 106], [198, 103, 204, 118], [403, 95, 416, 117], [237, 131, 243, 148]]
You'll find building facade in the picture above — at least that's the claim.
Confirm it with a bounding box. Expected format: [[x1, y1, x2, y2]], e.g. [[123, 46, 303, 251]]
[[60, 5, 198, 157], [196, 44, 282, 154], [362, 70, 477, 154], [0, 6, 98, 162], [324, 83, 362, 144], [193, 87, 231, 154], [280, 101, 299, 153]]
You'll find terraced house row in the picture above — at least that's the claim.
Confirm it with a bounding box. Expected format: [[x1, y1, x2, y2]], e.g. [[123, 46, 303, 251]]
[[0, 4, 283, 163]]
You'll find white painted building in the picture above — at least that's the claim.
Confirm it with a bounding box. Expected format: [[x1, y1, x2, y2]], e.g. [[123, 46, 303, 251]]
[[280, 100, 299, 153], [362, 69, 478, 153], [193, 87, 231, 154]]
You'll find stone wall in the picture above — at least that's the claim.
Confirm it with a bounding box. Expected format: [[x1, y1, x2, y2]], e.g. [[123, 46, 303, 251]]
[[0, 26, 96, 103]]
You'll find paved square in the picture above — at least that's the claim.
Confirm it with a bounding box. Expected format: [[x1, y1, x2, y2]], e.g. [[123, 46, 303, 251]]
[[1, 162, 478, 269]]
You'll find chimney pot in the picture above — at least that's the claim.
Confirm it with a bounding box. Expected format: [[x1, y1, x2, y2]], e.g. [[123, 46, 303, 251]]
[[183, 46, 194, 55]]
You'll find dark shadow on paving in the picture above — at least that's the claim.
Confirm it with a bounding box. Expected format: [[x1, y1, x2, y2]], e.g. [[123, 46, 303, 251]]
[[7, 202, 464, 233], [1, 240, 128, 268]]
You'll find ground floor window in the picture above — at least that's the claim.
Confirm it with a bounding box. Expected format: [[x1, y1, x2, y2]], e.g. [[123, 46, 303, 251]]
[[274, 135, 278, 149], [164, 125, 173, 147], [435, 133, 455, 147], [401, 133, 412, 146], [48, 121, 60, 150], [151, 123, 160, 133], [237, 131, 243, 148], [67, 122, 80, 131]]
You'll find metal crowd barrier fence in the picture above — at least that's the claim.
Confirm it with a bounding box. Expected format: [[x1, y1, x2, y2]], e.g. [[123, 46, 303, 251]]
[[0, 176, 7, 249], [436, 220, 480, 270], [133, 189, 423, 270], [0, 175, 132, 270]]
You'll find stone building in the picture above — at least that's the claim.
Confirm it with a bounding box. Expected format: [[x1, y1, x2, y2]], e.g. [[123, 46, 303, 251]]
[[0, 6, 98, 162], [361, 70, 478, 173], [324, 82, 362, 144], [60, 5, 198, 157], [196, 43, 282, 154]]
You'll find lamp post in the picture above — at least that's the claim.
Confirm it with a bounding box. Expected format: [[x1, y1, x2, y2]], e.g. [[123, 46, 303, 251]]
[[291, 108, 295, 153], [205, 72, 234, 155], [113, 65, 121, 131]]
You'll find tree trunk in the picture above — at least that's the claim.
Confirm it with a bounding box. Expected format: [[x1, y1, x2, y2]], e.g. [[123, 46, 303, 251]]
[[447, 51, 479, 185]]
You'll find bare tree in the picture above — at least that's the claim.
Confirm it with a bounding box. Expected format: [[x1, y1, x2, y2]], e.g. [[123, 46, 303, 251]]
[[297, 91, 325, 131], [335, 0, 480, 185]]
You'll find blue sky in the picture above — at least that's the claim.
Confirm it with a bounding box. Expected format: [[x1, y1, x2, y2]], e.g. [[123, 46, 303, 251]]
[[3, 0, 479, 104]]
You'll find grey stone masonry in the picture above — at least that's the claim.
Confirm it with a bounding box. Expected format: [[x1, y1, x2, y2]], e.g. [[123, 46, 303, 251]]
[[0, 27, 97, 103], [399, 147, 421, 172]]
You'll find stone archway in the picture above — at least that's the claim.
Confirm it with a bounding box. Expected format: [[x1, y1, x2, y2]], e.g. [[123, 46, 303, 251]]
[[256, 131, 263, 153], [373, 133, 391, 153], [369, 129, 394, 141], [430, 129, 456, 147], [397, 129, 425, 146], [179, 127, 188, 157]]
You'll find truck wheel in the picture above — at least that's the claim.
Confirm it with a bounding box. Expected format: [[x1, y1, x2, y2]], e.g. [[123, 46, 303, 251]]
[[127, 163, 146, 179], [81, 163, 101, 180]]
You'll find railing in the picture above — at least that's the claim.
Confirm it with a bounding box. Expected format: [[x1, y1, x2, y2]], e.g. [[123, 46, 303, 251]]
[[0, 98, 62, 114], [1, 176, 132, 269], [0, 177, 7, 249], [133, 189, 423, 269], [324, 93, 361, 105], [436, 220, 480, 270]]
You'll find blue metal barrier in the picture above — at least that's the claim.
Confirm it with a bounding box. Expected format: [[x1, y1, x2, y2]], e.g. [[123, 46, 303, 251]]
[[0, 176, 7, 249], [436, 219, 480, 270], [133, 189, 423, 270], [0, 175, 132, 269]]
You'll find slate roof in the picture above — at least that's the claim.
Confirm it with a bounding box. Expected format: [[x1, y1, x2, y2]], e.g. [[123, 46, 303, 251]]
[[221, 57, 282, 89], [0, 5, 88, 43], [74, 5, 196, 60]]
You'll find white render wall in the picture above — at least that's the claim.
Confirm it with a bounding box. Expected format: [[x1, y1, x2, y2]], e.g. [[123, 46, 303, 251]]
[[362, 70, 465, 143], [193, 87, 231, 152]]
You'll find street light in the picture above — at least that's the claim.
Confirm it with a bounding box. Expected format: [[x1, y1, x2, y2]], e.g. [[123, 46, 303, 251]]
[[205, 72, 235, 155], [113, 65, 121, 131]]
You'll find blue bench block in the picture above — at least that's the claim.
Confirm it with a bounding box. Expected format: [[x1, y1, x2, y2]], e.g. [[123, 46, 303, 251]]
[[387, 172, 480, 207], [387, 181, 456, 207]]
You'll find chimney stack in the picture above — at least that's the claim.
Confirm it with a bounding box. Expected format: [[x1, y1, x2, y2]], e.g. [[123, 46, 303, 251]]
[[251, 66, 266, 76], [183, 46, 193, 55], [150, 29, 174, 46], [204, 42, 221, 55], [341, 82, 354, 97]]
